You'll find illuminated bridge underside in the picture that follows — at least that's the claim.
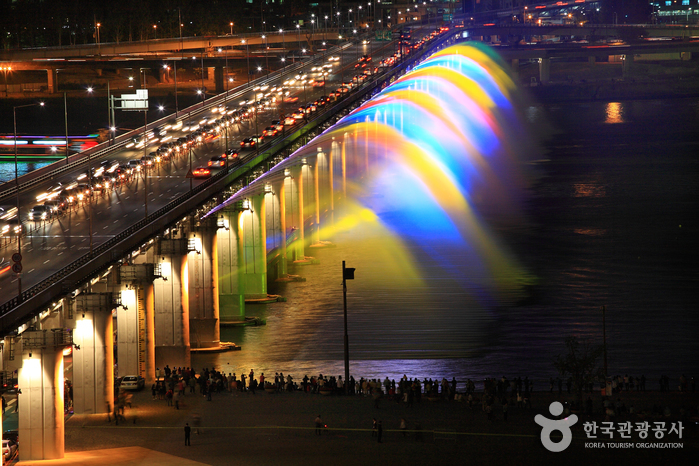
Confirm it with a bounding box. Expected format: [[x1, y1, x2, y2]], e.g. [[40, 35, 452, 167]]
[[208, 43, 535, 306]]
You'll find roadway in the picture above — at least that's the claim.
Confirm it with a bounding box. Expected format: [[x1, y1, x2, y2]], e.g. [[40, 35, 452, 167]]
[[0, 30, 439, 309]]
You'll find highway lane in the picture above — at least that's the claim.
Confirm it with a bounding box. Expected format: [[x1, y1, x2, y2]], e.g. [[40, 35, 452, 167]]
[[0, 34, 423, 302]]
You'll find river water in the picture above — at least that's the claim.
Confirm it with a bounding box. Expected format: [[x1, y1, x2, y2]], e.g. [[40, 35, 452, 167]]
[[193, 97, 699, 388]]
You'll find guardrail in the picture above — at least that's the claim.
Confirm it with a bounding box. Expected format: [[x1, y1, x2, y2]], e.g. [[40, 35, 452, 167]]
[[0, 28, 461, 335]]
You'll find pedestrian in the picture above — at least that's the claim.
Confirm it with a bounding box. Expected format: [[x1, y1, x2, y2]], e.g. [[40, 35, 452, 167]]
[[184, 423, 191, 445], [377, 420, 383, 443], [400, 418, 407, 437], [174, 391, 180, 410], [372, 418, 377, 437], [315, 414, 323, 435]]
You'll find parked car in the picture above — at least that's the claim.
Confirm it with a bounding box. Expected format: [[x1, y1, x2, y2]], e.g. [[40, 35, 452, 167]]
[[119, 375, 145, 390], [2, 439, 17, 462]]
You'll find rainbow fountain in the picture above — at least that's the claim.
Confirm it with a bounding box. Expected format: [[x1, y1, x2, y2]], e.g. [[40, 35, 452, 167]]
[[210, 42, 537, 318]]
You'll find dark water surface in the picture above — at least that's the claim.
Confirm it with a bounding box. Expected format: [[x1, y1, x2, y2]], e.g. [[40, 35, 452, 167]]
[[191, 98, 698, 387]]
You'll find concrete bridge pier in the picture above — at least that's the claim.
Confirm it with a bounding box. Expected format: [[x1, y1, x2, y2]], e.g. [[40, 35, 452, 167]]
[[47, 69, 56, 94], [186, 218, 221, 349], [240, 193, 268, 299], [302, 157, 321, 246], [216, 206, 246, 322], [113, 264, 157, 383], [511, 59, 520, 79], [18, 330, 68, 460], [317, 146, 335, 228], [153, 236, 191, 369], [285, 166, 306, 263], [622, 54, 634, 77], [66, 293, 114, 415], [539, 58, 551, 84], [264, 182, 289, 281]]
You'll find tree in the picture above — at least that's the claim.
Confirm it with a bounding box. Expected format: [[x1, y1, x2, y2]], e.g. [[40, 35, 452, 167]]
[[553, 335, 604, 404]]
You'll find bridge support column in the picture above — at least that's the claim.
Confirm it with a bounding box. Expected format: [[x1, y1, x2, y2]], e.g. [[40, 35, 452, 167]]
[[187, 220, 220, 349], [115, 264, 157, 383], [240, 193, 267, 299], [622, 54, 634, 77], [67, 294, 114, 415], [539, 58, 551, 84], [217, 208, 246, 322], [318, 145, 334, 227], [264, 183, 288, 281], [285, 166, 305, 262], [153, 250, 191, 370], [303, 157, 321, 246], [47, 69, 56, 94], [214, 66, 224, 94], [18, 330, 66, 460], [511, 59, 519, 78]]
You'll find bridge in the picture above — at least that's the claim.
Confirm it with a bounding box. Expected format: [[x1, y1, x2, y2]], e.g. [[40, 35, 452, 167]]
[[0, 26, 461, 460]]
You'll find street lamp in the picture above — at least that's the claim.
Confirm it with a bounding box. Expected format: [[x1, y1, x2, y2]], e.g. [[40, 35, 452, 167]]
[[230, 22, 234, 35], [13, 101, 45, 300], [296, 24, 301, 50], [153, 24, 157, 40], [262, 34, 269, 77], [96, 22, 101, 53], [242, 39, 250, 85]]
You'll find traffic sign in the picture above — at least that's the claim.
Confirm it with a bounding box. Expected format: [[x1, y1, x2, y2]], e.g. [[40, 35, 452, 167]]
[[11, 253, 22, 263], [185, 170, 194, 179], [12, 263, 22, 274]]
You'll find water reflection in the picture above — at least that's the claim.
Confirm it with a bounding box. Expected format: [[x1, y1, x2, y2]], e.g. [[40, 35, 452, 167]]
[[605, 102, 624, 124]]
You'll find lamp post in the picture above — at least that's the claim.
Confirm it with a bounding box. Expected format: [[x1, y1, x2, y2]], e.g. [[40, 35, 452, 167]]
[[242, 39, 250, 85], [262, 35, 269, 78], [200, 52, 205, 100], [230, 22, 234, 35], [96, 23, 101, 54], [13, 102, 45, 299], [342, 261, 355, 394], [64, 92, 70, 162], [296, 24, 301, 50]]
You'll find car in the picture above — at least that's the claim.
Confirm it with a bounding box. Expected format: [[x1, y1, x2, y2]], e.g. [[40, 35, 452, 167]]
[[43, 198, 66, 213], [2, 439, 17, 462], [2, 430, 18, 443], [119, 375, 145, 390], [29, 204, 52, 221], [192, 167, 212, 178], [337, 86, 350, 94], [263, 126, 278, 137], [292, 112, 305, 120], [208, 156, 226, 168], [0, 206, 18, 223], [240, 137, 257, 148], [270, 120, 284, 131], [0, 258, 10, 276], [283, 116, 296, 125], [128, 159, 142, 171], [224, 149, 239, 159]]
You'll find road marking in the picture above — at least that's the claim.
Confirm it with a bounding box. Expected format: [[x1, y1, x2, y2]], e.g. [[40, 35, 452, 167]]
[[43, 259, 50, 264], [57, 252, 64, 256], [103, 225, 109, 230], [134, 209, 139, 212], [123, 214, 128, 218], [27, 269, 35, 274], [114, 220, 119, 224]]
